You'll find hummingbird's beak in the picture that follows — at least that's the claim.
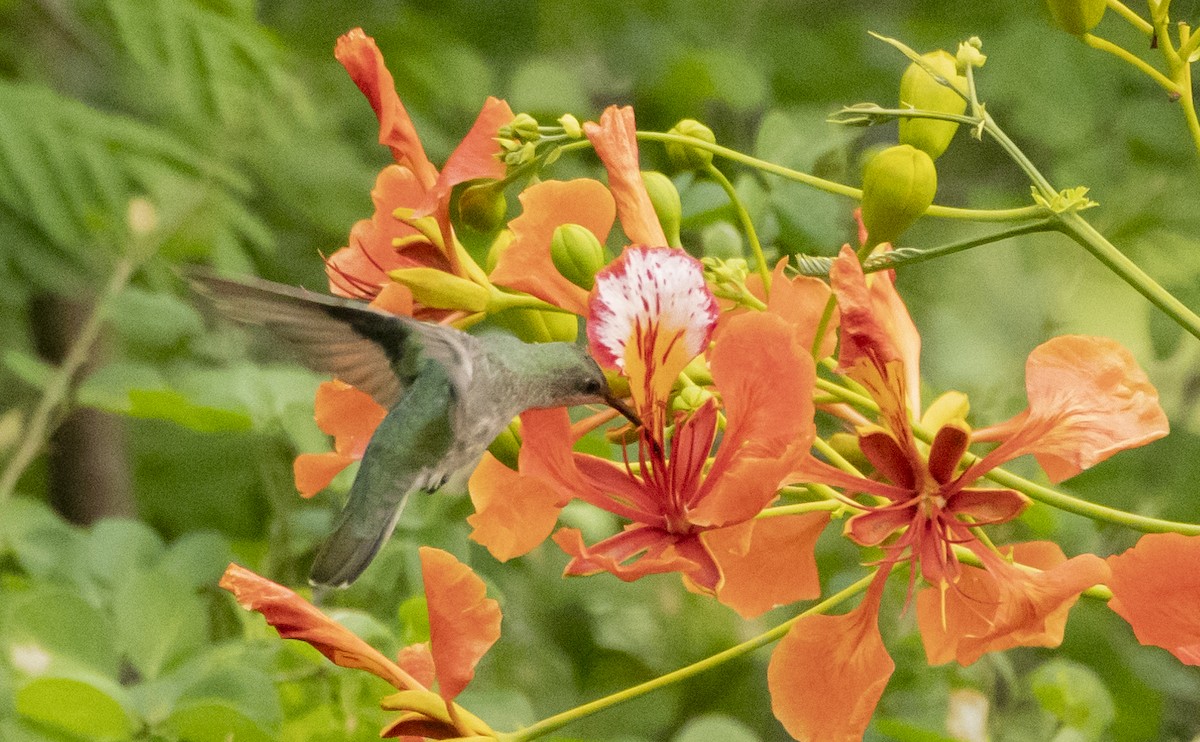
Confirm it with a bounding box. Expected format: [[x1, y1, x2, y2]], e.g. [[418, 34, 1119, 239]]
[[604, 391, 642, 428]]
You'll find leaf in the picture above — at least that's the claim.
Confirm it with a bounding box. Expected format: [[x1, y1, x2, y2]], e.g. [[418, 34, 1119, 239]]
[[15, 675, 135, 741], [109, 287, 205, 350], [2, 585, 119, 678], [113, 569, 208, 680], [1031, 659, 1115, 738], [0, 498, 84, 579], [162, 701, 275, 742], [420, 547, 502, 702], [81, 519, 166, 591], [672, 714, 761, 742], [158, 531, 235, 589], [1, 350, 55, 391], [126, 388, 254, 433]]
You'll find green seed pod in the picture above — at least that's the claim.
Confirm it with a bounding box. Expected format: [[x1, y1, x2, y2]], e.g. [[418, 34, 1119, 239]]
[[665, 119, 716, 171], [1045, 0, 1106, 35], [489, 307, 578, 344], [550, 223, 606, 290], [898, 50, 968, 159], [487, 420, 522, 471], [458, 181, 508, 233], [640, 171, 683, 248], [388, 267, 491, 312], [860, 144, 937, 246]]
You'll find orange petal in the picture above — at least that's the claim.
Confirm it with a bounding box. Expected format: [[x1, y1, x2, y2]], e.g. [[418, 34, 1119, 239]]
[[417, 97, 513, 218], [490, 179, 613, 314], [1107, 532, 1200, 665], [397, 642, 437, 689], [313, 380, 389, 458], [371, 282, 416, 317], [583, 106, 668, 247], [918, 543, 1108, 666], [294, 451, 353, 498], [689, 312, 815, 526], [419, 547, 502, 702], [765, 258, 840, 358], [334, 29, 438, 189], [467, 453, 566, 562], [972, 335, 1169, 483], [553, 526, 720, 590], [768, 601, 894, 741], [830, 245, 921, 433], [219, 563, 418, 690], [707, 513, 830, 619]]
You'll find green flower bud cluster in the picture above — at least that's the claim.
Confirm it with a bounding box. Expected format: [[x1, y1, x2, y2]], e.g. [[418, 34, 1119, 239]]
[[665, 119, 716, 171]]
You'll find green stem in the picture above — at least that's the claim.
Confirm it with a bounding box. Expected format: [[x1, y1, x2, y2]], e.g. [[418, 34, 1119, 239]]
[[1082, 33, 1180, 93], [635, 131, 1044, 223], [1055, 212, 1200, 342], [705, 163, 772, 297], [1107, 0, 1154, 35], [758, 500, 845, 519], [501, 571, 877, 742], [0, 254, 140, 507]]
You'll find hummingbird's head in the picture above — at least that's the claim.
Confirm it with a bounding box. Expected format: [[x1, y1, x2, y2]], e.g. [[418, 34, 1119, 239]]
[[528, 344, 641, 427]]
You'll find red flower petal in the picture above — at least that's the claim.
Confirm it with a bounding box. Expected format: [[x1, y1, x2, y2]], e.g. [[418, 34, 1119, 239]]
[[553, 526, 720, 590], [707, 513, 830, 619], [689, 312, 815, 526], [490, 179, 614, 315], [314, 380, 388, 458], [420, 547, 502, 702], [219, 563, 418, 690], [335, 29, 438, 189], [1108, 532, 1200, 665], [972, 335, 1169, 483], [768, 601, 894, 741], [583, 106, 668, 247], [467, 453, 566, 562], [397, 643, 437, 689]]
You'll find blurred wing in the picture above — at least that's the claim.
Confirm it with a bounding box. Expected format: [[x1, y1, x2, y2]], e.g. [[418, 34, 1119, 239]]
[[189, 272, 477, 408]]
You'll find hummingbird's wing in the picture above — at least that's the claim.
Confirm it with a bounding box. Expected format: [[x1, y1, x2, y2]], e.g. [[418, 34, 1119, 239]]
[[189, 272, 479, 408], [308, 360, 459, 588]]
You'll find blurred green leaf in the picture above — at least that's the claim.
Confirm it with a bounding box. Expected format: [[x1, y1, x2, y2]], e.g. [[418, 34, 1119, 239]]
[[14, 675, 135, 741], [1, 350, 54, 391], [1031, 659, 1115, 739], [113, 569, 209, 680], [162, 701, 275, 742], [82, 519, 166, 591], [397, 596, 430, 645], [159, 531, 235, 589], [672, 714, 761, 742], [126, 388, 254, 433], [0, 499, 83, 579], [2, 586, 118, 678], [109, 288, 205, 350]]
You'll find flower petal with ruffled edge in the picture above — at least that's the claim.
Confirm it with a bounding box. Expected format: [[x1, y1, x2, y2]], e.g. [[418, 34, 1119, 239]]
[[768, 592, 894, 741], [293, 380, 387, 497], [1107, 532, 1200, 665], [467, 452, 568, 562], [420, 547, 502, 702], [220, 563, 419, 690], [335, 29, 438, 189], [587, 247, 718, 429], [553, 525, 721, 590], [704, 513, 830, 619], [490, 179, 615, 315], [689, 312, 816, 526], [970, 335, 1169, 484], [583, 106, 668, 247], [916, 542, 1109, 666]]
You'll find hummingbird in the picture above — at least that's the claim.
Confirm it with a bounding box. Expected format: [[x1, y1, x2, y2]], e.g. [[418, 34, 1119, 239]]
[[191, 273, 638, 588]]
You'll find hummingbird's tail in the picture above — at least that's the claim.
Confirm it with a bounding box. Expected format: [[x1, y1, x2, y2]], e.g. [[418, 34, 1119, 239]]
[[308, 490, 412, 589]]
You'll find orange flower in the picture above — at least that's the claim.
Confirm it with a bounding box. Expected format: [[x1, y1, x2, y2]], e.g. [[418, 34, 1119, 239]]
[[474, 247, 827, 616], [219, 550, 501, 740], [768, 245, 1166, 739], [326, 28, 512, 306], [293, 379, 388, 497], [1107, 532, 1200, 665]]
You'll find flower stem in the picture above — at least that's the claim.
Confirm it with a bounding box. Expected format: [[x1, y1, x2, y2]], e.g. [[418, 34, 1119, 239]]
[[1082, 33, 1180, 93], [500, 571, 877, 742], [1107, 0, 1154, 35], [704, 162, 772, 297]]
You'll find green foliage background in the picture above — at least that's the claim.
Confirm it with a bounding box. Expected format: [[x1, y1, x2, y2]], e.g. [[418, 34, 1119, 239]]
[[1, 1, 1199, 740]]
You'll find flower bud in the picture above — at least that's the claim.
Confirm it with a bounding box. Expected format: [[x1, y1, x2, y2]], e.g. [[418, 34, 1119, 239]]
[[489, 307, 578, 344], [558, 113, 583, 139], [827, 432, 870, 472], [640, 171, 683, 248], [457, 181, 508, 233], [920, 390, 971, 432], [665, 119, 716, 171], [550, 223, 606, 290], [860, 144, 937, 246], [898, 50, 967, 159], [671, 385, 713, 414], [1045, 0, 1106, 35], [484, 229, 515, 274], [387, 267, 490, 312], [487, 420, 522, 471], [506, 112, 541, 142]]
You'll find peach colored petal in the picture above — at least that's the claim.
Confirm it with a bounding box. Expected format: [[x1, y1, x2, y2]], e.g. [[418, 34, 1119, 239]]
[[583, 106, 668, 247], [420, 547, 502, 701], [1108, 532, 1200, 665], [417, 96, 513, 218], [334, 29, 437, 189], [707, 513, 830, 619], [219, 563, 418, 690], [371, 282, 416, 316], [972, 335, 1169, 484], [768, 601, 894, 741], [765, 258, 840, 358], [467, 453, 566, 562], [397, 643, 436, 689], [294, 451, 353, 498], [490, 179, 613, 314], [313, 380, 388, 458], [689, 312, 815, 526]]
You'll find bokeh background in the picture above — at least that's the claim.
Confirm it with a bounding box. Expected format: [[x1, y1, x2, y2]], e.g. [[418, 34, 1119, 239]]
[[2, 1, 1200, 739]]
